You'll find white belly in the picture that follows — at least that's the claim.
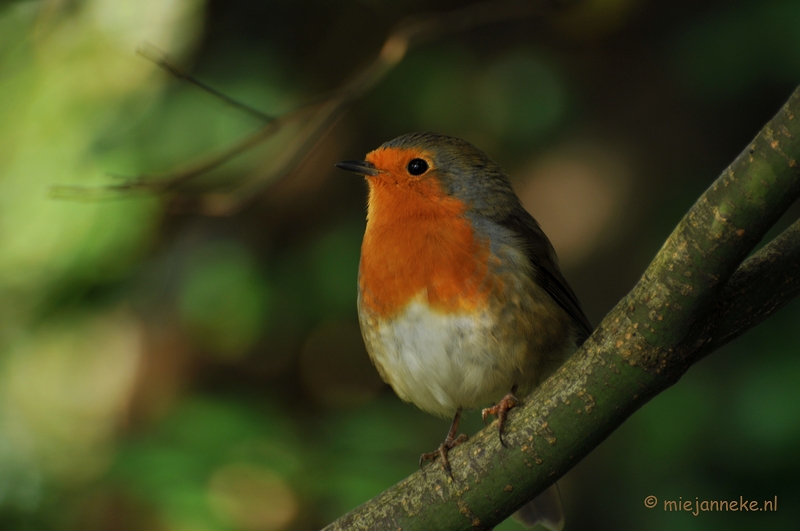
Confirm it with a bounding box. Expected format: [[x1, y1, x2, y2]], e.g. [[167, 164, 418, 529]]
[[359, 297, 527, 417]]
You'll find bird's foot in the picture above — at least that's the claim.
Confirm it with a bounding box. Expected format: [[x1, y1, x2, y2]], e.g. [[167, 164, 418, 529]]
[[420, 407, 467, 478], [482, 391, 519, 447], [419, 432, 469, 478]]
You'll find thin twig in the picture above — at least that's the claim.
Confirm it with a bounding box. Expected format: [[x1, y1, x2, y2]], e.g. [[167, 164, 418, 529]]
[[49, 101, 322, 200], [137, 42, 275, 122], [52, 0, 557, 209]]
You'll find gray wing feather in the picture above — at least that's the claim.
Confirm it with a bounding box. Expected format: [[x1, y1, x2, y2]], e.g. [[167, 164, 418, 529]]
[[496, 208, 593, 344]]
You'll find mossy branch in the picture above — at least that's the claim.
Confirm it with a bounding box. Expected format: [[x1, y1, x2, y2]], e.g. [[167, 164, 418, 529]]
[[322, 87, 800, 531]]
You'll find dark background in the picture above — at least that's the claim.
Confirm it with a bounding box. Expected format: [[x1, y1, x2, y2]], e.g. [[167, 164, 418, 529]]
[[0, 0, 798, 529]]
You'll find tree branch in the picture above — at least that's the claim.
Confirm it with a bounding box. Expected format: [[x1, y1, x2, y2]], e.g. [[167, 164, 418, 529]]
[[702, 217, 800, 353], [321, 87, 800, 530]]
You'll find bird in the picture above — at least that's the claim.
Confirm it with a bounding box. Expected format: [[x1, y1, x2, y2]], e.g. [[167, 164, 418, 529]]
[[335, 132, 592, 530]]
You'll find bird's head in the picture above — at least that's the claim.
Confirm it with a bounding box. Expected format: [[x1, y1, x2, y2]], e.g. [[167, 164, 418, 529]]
[[336, 132, 520, 221]]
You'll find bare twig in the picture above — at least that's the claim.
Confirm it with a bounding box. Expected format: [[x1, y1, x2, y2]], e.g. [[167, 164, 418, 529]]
[[49, 101, 321, 200], [136, 43, 275, 122], [51, 0, 557, 212]]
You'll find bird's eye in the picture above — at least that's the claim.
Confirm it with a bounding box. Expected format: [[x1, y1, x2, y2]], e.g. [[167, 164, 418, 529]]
[[407, 158, 429, 176]]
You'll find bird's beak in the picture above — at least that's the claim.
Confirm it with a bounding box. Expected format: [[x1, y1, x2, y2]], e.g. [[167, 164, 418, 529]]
[[335, 160, 380, 177]]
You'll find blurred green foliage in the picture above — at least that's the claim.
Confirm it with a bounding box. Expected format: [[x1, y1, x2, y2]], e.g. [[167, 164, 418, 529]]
[[0, 0, 799, 530], [370, 45, 567, 152], [114, 399, 302, 530], [671, 0, 800, 99], [180, 242, 274, 358]]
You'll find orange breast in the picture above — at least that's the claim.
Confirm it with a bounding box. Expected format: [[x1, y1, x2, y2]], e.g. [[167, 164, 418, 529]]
[[358, 163, 497, 318]]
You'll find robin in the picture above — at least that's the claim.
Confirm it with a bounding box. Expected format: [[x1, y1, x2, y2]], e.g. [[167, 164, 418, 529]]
[[336, 132, 592, 530]]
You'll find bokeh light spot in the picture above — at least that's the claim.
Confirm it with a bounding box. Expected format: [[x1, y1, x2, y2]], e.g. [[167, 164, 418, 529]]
[[207, 463, 298, 531], [179, 242, 273, 359], [477, 51, 566, 145], [515, 142, 631, 267]]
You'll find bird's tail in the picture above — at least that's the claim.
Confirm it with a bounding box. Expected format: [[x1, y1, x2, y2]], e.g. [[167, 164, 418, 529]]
[[513, 483, 564, 531]]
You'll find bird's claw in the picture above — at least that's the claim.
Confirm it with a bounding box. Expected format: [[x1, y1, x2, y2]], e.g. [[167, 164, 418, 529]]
[[419, 433, 468, 478], [481, 392, 519, 447]]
